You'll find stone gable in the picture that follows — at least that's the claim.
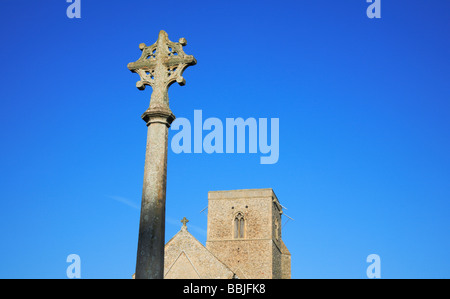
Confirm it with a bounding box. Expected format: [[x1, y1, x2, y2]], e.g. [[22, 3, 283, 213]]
[[164, 226, 235, 279]]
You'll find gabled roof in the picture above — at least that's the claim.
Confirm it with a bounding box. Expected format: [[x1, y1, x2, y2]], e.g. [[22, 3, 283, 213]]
[[164, 226, 235, 279]]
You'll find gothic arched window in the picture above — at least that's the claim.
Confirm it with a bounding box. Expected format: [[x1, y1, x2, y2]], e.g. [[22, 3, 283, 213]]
[[234, 212, 245, 239]]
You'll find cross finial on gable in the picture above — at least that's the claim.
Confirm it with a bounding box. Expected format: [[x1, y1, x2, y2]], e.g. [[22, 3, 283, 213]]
[[181, 217, 189, 228]]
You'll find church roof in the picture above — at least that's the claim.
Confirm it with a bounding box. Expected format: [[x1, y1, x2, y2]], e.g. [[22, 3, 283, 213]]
[[164, 225, 235, 279]]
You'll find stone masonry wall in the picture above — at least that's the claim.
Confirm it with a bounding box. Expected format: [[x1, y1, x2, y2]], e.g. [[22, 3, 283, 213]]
[[206, 189, 283, 279]]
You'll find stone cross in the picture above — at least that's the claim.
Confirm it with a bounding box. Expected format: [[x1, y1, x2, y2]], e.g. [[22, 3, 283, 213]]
[[181, 217, 189, 227], [128, 30, 196, 118], [127, 30, 196, 279]]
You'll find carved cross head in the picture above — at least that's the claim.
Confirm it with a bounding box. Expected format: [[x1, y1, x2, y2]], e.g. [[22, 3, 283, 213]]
[[127, 30, 196, 111]]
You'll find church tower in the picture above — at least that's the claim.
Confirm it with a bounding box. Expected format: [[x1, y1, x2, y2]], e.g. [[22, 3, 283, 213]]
[[205, 189, 291, 279]]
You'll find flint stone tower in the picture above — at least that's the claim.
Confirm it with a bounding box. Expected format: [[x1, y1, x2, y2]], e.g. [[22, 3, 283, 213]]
[[206, 189, 290, 279]]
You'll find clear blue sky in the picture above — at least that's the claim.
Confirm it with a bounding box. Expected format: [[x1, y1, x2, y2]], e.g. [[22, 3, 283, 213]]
[[0, 0, 449, 278]]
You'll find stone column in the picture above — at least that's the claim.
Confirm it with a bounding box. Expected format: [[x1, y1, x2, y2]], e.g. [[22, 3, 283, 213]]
[[135, 109, 174, 279], [127, 30, 196, 279]]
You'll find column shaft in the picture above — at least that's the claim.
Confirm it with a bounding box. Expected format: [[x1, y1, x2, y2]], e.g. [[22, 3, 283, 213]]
[[135, 110, 174, 279]]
